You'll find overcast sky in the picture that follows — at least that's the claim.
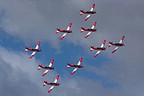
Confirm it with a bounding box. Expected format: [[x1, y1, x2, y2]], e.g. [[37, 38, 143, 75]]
[[0, 0, 144, 96]]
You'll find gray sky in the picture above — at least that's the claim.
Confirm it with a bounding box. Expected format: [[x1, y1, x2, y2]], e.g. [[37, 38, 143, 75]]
[[0, 0, 144, 96]]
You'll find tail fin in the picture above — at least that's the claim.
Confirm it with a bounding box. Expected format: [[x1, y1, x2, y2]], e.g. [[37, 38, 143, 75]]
[[38, 67, 41, 70], [90, 46, 94, 52], [108, 42, 112, 47], [80, 27, 85, 33], [56, 28, 61, 34], [66, 63, 71, 69], [80, 10, 84, 15], [24, 48, 28, 52], [38, 64, 42, 70]]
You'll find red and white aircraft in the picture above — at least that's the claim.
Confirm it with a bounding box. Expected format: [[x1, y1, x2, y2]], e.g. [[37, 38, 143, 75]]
[[80, 21, 97, 38], [90, 40, 107, 58], [24, 41, 41, 59], [108, 36, 125, 53], [80, 4, 96, 21], [66, 58, 83, 75], [43, 75, 60, 93], [56, 23, 72, 40], [38, 59, 54, 76]]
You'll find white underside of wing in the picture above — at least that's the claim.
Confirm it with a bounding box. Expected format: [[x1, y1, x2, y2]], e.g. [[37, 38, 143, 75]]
[[48, 86, 55, 92], [85, 32, 92, 37], [100, 43, 104, 48], [61, 33, 67, 38], [72, 68, 78, 74], [43, 69, 49, 75], [85, 14, 91, 19], [112, 47, 119, 53], [30, 51, 36, 57], [49, 63, 53, 67], [35, 44, 39, 49], [66, 26, 70, 30], [54, 78, 58, 83], [94, 51, 101, 56], [119, 39, 123, 43], [91, 24, 95, 29]]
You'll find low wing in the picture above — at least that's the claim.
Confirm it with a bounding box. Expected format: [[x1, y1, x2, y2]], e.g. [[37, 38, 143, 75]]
[[54, 75, 60, 83], [119, 35, 125, 43], [48, 86, 55, 93], [35, 41, 40, 49], [49, 59, 54, 67], [90, 4, 96, 11], [94, 51, 101, 58], [91, 22, 97, 29], [84, 14, 91, 21], [66, 23, 72, 30], [112, 47, 119, 53], [60, 33, 67, 40], [84, 31, 92, 38], [42, 69, 49, 76], [71, 68, 78, 75], [77, 58, 83, 65], [29, 51, 36, 59], [100, 40, 106, 48]]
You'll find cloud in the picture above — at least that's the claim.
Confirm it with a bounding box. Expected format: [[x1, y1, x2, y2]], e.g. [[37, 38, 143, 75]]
[[0, 0, 144, 96]]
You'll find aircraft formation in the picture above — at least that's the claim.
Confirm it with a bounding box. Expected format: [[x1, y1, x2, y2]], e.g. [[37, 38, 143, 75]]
[[24, 3, 125, 93]]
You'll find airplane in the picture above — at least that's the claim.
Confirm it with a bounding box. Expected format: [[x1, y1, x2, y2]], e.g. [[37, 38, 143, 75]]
[[56, 23, 72, 40], [66, 58, 83, 75], [80, 4, 96, 21], [90, 40, 106, 58], [24, 41, 41, 59], [108, 36, 125, 53], [80, 21, 97, 38], [43, 75, 60, 93], [38, 59, 54, 76]]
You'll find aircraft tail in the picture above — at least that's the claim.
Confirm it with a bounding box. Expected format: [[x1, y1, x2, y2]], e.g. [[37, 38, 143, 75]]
[[80, 27, 85, 33], [38, 64, 42, 70], [56, 28, 61, 34], [24, 47, 29, 52], [108, 42, 113, 47], [80, 10, 84, 15], [66, 63, 71, 69], [90, 46, 94, 52]]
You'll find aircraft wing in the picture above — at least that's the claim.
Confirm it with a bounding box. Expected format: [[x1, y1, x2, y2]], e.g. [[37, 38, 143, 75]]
[[94, 51, 101, 58], [54, 75, 60, 83], [100, 40, 106, 48], [112, 47, 119, 53], [60, 33, 67, 40], [66, 23, 72, 30], [35, 41, 41, 49], [90, 4, 96, 11], [84, 14, 91, 21], [49, 59, 54, 67], [84, 31, 92, 38], [42, 69, 49, 76], [77, 58, 83, 65], [71, 68, 78, 75], [29, 51, 36, 59], [91, 22, 97, 29], [48, 86, 55, 93], [119, 36, 125, 43]]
